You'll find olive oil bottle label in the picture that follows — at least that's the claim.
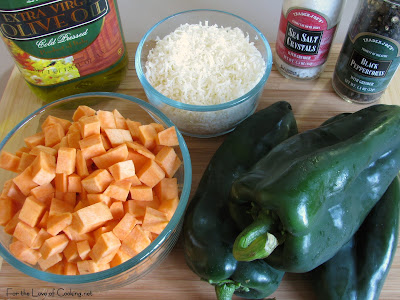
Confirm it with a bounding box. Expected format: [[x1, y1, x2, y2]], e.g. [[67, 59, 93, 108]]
[[334, 33, 400, 95], [276, 8, 337, 68], [0, 0, 125, 87]]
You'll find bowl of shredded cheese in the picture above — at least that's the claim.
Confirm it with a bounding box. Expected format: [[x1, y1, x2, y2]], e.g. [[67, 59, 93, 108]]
[[135, 9, 272, 138]]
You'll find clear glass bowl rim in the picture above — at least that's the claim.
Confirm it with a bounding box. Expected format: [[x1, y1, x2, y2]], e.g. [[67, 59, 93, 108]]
[[0, 92, 192, 284], [135, 9, 273, 112]]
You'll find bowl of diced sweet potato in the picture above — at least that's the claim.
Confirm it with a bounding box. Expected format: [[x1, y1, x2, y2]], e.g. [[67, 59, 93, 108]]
[[0, 92, 192, 290]]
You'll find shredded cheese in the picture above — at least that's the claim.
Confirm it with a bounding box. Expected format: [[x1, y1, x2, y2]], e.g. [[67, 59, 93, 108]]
[[145, 22, 265, 106]]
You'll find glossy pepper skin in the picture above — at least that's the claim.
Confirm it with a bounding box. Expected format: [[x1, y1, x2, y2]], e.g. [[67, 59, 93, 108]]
[[230, 104, 400, 273], [311, 176, 400, 300], [183, 101, 298, 299]]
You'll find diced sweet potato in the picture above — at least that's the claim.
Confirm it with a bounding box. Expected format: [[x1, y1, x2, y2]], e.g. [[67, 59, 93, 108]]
[[138, 124, 157, 150], [0, 198, 14, 225], [81, 169, 113, 193], [40, 233, 69, 259], [17, 152, 36, 172], [112, 213, 138, 240], [38, 211, 49, 229], [103, 180, 131, 202], [24, 132, 45, 148], [154, 178, 179, 202], [38, 253, 63, 271], [77, 260, 110, 274], [31, 151, 56, 185], [79, 134, 106, 160], [56, 147, 76, 175], [121, 225, 151, 257], [67, 173, 82, 193], [109, 201, 124, 220], [0, 151, 21, 172], [75, 150, 89, 179], [43, 123, 65, 147], [141, 207, 169, 234], [9, 240, 41, 265], [30, 183, 54, 204], [97, 110, 117, 130], [113, 109, 128, 129], [64, 262, 78, 275], [13, 221, 39, 247], [108, 160, 135, 181], [126, 142, 155, 160], [47, 212, 72, 236], [130, 185, 153, 201], [63, 225, 93, 243], [4, 210, 21, 235], [110, 249, 131, 267], [150, 123, 165, 133], [18, 196, 46, 227], [126, 119, 141, 141], [92, 144, 129, 169], [77, 239, 91, 260], [137, 159, 165, 188], [155, 146, 181, 178], [79, 115, 101, 138], [158, 197, 179, 221], [49, 198, 74, 216], [12, 166, 38, 196], [73, 105, 96, 122], [104, 129, 133, 147], [156, 126, 179, 146], [29, 145, 58, 157], [2, 181, 25, 208], [41, 115, 71, 133], [87, 193, 112, 206], [55, 172, 68, 192], [72, 202, 113, 234], [16, 146, 30, 157], [31, 228, 52, 250], [89, 231, 121, 263]]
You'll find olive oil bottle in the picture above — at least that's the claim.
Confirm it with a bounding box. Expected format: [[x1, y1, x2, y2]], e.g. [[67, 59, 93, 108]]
[[0, 0, 128, 103]]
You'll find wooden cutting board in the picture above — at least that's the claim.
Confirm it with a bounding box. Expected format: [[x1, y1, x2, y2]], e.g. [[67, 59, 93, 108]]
[[0, 43, 399, 300]]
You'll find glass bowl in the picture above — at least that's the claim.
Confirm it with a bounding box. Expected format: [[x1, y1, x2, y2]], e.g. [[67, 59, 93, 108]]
[[0, 92, 192, 291], [135, 9, 273, 138]]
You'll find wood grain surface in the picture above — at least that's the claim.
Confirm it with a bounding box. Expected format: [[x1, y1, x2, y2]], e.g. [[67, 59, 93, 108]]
[[0, 43, 399, 300]]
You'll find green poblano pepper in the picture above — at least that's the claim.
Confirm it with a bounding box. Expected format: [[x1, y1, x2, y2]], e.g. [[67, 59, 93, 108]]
[[310, 176, 400, 300], [183, 101, 298, 299], [229, 104, 400, 273]]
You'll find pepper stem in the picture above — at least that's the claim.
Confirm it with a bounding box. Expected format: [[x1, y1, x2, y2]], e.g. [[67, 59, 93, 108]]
[[232, 213, 279, 261]]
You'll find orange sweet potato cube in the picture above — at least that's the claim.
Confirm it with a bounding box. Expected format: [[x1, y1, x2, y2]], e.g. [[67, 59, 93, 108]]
[[30, 182, 54, 204], [72, 202, 113, 234], [49, 197, 74, 216], [156, 126, 179, 146], [126, 119, 141, 141], [79, 115, 101, 138], [63, 225, 93, 243], [97, 110, 117, 130], [79, 134, 106, 160], [110, 249, 131, 267], [154, 178, 179, 202], [4, 210, 21, 235], [81, 169, 113, 193], [56, 147, 76, 175], [92, 143, 129, 169], [89, 231, 121, 263], [13, 221, 39, 247], [31, 151, 56, 185], [9, 240, 41, 265], [109, 201, 124, 220], [2, 181, 25, 208], [38, 211, 49, 229], [77, 260, 110, 274], [17, 152, 36, 172], [64, 241, 79, 262], [67, 130, 81, 149], [55, 172, 68, 192], [47, 212, 73, 236], [159, 197, 179, 221], [141, 207, 169, 234], [42, 115, 71, 133], [16, 146, 30, 157], [0, 151, 20, 172], [24, 132, 45, 148], [126, 141, 155, 160], [130, 185, 153, 201], [77, 239, 91, 260], [68, 173, 82, 193], [38, 253, 63, 271], [76, 150, 89, 179], [19, 195, 46, 227], [138, 124, 157, 150], [31, 228, 52, 250], [29, 145, 58, 157], [113, 109, 128, 129], [87, 193, 112, 206], [104, 128, 133, 147], [43, 122, 65, 147], [108, 160, 135, 181], [112, 213, 138, 240], [155, 146, 181, 178], [13, 166, 39, 196], [103, 180, 131, 201], [73, 105, 96, 122], [150, 122, 165, 133], [64, 262, 78, 275], [40, 233, 69, 259], [0, 198, 14, 226], [137, 159, 165, 188], [121, 225, 151, 257]]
